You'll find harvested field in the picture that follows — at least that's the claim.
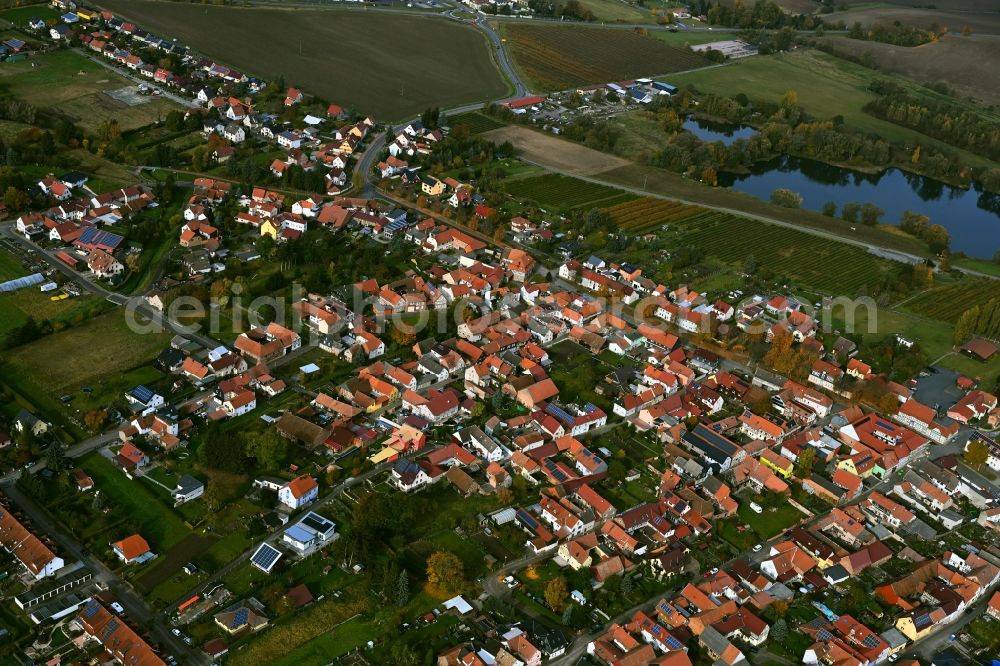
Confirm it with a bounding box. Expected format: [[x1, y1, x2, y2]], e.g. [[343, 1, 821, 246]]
[[484, 125, 630, 176], [504, 173, 636, 211], [819, 34, 1000, 106], [500, 23, 709, 91], [824, 6, 1000, 35], [0, 49, 177, 131], [97, 0, 508, 120]]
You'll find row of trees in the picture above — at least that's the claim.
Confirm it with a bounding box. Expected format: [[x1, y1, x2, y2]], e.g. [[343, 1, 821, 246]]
[[954, 298, 1000, 345], [865, 81, 1000, 161], [847, 21, 938, 47], [524, 0, 596, 21], [820, 201, 886, 227], [691, 0, 820, 30]]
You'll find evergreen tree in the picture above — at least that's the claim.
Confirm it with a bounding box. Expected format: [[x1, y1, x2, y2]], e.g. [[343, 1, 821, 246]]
[[46, 444, 66, 472], [954, 306, 979, 344], [396, 570, 409, 607], [772, 618, 789, 642]]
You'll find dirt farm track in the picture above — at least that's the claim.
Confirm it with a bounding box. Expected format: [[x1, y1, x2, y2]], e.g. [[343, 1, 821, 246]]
[[96, 0, 509, 120]]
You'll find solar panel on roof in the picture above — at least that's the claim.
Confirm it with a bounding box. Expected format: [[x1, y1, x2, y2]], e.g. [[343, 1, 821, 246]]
[[862, 634, 881, 648], [233, 608, 249, 628], [131, 385, 154, 403], [546, 403, 573, 424], [543, 460, 567, 482], [665, 635, 683, 649], [516, 509, 538, 530], [301, 513, 333, 532], [816, 628, 834, 641]]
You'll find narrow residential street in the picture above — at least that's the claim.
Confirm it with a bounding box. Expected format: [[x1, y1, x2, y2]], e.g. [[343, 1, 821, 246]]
[[1, 482, 203, 664]]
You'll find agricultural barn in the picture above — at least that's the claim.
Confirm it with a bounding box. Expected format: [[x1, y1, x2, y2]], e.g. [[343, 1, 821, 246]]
[[73, 227, 124, 252], [961, 339, 998, 362]]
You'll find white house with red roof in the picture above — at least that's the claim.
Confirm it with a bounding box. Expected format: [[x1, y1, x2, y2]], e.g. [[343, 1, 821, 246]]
[[278, 475, 319, 510]]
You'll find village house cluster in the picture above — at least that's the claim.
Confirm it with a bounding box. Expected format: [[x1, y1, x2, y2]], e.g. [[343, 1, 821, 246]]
[[0, 6, 996, 665], [15, 176, 154, 281]]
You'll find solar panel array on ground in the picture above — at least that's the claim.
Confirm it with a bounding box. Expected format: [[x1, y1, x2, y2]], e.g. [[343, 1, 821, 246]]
[[250, 543, 282, 573]]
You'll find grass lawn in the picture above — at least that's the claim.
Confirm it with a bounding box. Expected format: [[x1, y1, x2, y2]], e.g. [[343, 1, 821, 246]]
[[665, 48, 999, 170], [0, 282, 110, 345], [0, 49, 177, 132], [3, 310, 172, 398], [548, 341, 613, 412], [0, 6, 62, 24], [737, 501, 803, 539], [271, 616, 380, 666], [134, 533, 216, 596], [953, 257, 1000, 278], [716, 518, 755, 552], [967, 617, 1000, 652], [0, 246, 25, 280], [79, 452, 191, 551], [611, 110, 678, 158]]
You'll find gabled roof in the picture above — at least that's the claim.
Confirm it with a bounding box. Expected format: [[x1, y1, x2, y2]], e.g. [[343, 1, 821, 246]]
[[113, 534, 151, 560], [283, 475, 318, 499]]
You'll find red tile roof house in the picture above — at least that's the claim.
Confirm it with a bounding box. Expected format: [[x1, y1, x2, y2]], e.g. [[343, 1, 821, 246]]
[[947, 390, 997, 424], [515, 378, 559, 410], [76, 600, 164, 666], [113, 441, 149, 477], [112, 534, 152, 564], [278, 475, 318, 510], [831, 468, 863, 500], [0, 504, 65, 580], [988, 590, 1000, 620], [893, 398, 960, 444]]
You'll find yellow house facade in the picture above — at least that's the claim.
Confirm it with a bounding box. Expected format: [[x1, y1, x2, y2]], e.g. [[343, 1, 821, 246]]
[[260, 219, 279, 239]]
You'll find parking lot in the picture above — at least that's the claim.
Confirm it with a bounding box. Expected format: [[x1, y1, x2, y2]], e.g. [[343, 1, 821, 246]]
[[912, 365, 965, 414]]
